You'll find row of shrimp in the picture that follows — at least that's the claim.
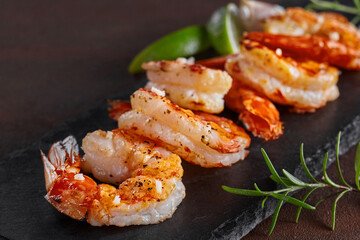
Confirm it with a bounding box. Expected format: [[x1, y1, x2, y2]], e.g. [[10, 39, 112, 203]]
[[41, 63, 252, 226], [41, 0, 360, 228]]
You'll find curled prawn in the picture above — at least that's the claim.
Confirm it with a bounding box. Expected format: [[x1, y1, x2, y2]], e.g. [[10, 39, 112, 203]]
[[245, 32, 360, 70], [109, 88, 251, 168], [142, 58, 232, 114], [263, 7, 360, 49], [225, 39, 339, 113], [41, 133, 185, 227], [225, 83, 283, 140]]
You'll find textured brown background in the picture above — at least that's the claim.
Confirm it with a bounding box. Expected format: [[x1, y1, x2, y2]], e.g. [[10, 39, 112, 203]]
[[1, 0, 360, 239]]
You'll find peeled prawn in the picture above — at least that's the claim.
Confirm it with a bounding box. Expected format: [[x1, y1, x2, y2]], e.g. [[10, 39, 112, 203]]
[[263, 7, 360, 49], [142, 58, 232, 114], [245, 32, 360, 70], [110, 88, 251, 168], [225, 39, 339, 113], [41, 133, 185, 227], [225, 83, 283, 140]]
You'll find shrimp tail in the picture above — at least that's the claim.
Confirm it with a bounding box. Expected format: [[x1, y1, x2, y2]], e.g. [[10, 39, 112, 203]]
[[108, 100, 132, 120], [225, 85, 283, 140], [41, 136, 98, 220], [41, 151, 57, 191], [41, 136, 79, 190]]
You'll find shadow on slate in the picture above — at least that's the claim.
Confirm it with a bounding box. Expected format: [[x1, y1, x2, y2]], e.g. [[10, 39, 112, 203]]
[[1, 70, 360, 240]]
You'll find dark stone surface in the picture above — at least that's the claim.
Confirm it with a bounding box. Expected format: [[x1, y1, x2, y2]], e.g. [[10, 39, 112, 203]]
[[1, 0, 360, 239], [1, 65, 359, 240]]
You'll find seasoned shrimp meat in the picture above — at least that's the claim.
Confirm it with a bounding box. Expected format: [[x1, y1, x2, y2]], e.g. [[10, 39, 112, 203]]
[[143, 58, 232, 113], [225, 40, 339, 112], [111, 88, 251, 168]]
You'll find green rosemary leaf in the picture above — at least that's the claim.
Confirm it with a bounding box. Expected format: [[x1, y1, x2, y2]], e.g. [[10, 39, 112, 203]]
[[269, 193, 288, 235], [351, 15, 360, 24], [323, 152, 342, 188], [332, 189, 351, 230], [315, 198, 325, 208], [335, 132, 351, 187], [295, 187, 319, 223], [355, 142, 360, 190], [253, 183, 262, 193], [270, 175, 294, 186], [282, 169, 309, 187], [271, 193, 315, 210], [222, 185, 264, 197], [305, 3, 320, 10], [353, 0, 360, 9], [261, 196, 268, 208], [309, 0, 360, 14], [300, 144, 319, 183], [261, 148, 287, 186]]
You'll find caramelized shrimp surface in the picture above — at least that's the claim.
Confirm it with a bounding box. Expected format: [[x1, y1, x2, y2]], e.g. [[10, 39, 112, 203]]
[[245, 32, 360, 70], [225, 40, 340, 113], [111, 88, 251, 168], [264, 7, 360, 49], [41, 134, 185, 227], [142, 58, 232, 113], [225, 83, 283, 140]]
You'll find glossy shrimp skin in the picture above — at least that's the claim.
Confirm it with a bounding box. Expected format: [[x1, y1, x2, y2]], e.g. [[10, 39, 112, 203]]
[[111, 88, 251, 168], [225, 40, 340, 113], [142, 58, 232, 113], [225, 83, 283, 140], [263, 7, 360, 49], [245, 32, 360, 70], [41, 134, 185, 227]]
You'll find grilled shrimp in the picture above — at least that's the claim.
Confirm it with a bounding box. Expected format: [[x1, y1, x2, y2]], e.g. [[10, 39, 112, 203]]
[[41, 134, 185, 227], [142, 58, 232, 114], [110, 88, 250, 168], [264, 7, 360, 49], [245, 32, 360, 70], [225, 83, 283, 140], [225, 39, 339, 113]]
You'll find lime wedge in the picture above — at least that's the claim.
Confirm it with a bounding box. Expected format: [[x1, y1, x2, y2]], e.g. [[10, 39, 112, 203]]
[[128, 25, 211, 74], [206, 3, 242, 55]]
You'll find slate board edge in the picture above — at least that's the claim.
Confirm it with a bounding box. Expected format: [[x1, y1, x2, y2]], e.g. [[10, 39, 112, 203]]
[[209, 114, 360, 239]]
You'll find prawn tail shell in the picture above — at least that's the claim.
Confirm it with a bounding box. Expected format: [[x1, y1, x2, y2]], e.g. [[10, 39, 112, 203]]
[[41, 136, 93, 220], [46, 135, 79, 168], [45, 173, 98, 220], [240, 96, 283, 141], [41, 136, 82, 200], [41, 151, 57, 191], [108, 100, 132, 120]]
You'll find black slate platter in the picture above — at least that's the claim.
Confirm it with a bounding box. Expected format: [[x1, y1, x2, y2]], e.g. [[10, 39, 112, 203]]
[[1, 70, 360, 240]]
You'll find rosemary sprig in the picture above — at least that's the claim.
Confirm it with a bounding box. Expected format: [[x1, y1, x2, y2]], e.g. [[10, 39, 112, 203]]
[[306, 0, 360, 24], [222, 132, 360, 235]]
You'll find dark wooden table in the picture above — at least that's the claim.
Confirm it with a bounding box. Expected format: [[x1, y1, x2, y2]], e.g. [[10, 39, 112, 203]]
[[1, 0, 360, 239]]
